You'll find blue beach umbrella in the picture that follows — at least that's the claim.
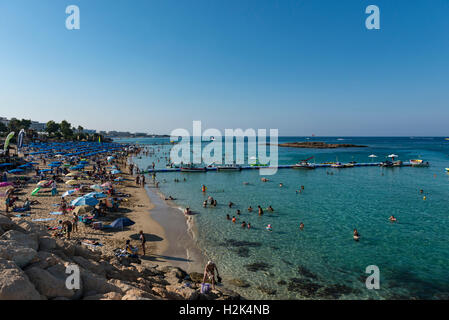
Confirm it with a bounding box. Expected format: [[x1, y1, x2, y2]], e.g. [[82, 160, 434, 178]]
[[110, 217, 135, 229], [84, 192, 107, 199], [8, 169, 24, 174], [62, 189, 77, 197], [70, 196, 99, 207]]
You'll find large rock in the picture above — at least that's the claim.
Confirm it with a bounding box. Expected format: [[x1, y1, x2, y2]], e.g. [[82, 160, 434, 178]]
[[74, 245, 101, 261], [0, 259, 41, 300], [0, 225, 4, 236], [83, 292, 123, 300], [26, 251, 64, 270], [80, 269, 121, 295], [55, 239, 76, 257], [15, 219, 49, 236], [0, 215, 15, 231], [166, 284, 199, 300], [39, 236, 57, 251], [1, 230, 39, 251], [25, 265, 83, 300], [72, 256, 106, 277], [0, 241, 38, 268], [121, 288, 159, 300]]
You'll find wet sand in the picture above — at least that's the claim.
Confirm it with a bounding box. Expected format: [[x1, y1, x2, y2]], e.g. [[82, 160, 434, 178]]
[[143, 186, 206, 273]]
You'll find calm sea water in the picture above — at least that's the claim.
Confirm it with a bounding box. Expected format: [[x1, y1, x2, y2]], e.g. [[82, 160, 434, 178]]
[[117, 136, 449, 299]]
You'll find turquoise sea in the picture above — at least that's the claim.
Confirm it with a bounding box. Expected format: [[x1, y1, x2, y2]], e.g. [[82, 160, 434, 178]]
[[118, 136, 449, 299]]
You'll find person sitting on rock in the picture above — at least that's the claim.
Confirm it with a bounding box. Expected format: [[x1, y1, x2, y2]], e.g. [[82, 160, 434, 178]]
[[202, 261, 220, 290]]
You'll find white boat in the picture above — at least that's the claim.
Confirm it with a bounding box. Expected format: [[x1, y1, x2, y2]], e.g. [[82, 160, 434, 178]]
[[331, 162, 345, 168], [293, 161, 316, 169], [410, 159, 429, 167]]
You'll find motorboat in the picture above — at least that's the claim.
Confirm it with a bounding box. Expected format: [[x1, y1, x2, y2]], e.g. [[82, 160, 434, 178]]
[[180, 164, 206, 172], [410, 159, 430, 167], [293, 161, 316, 169]]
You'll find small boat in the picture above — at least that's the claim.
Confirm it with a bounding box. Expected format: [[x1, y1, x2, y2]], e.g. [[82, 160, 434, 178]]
[[380, 161, 394, 167], [293, 161, 316, 169], [180, 164, 206, 172], [217, 164, 241, 171], [393, 160, 403, 167], [410, 159, 430, 167], [249, 157, 268, 167], [343, 163, 355, 168], [331, 162, 345, 168]]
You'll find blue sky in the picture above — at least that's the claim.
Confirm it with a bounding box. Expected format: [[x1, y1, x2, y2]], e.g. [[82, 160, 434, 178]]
[[0, 0, 448, 136]]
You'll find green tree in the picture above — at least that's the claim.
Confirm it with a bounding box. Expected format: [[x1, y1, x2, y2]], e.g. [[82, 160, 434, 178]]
[[45, 120, 60, 136], [60, 120, 73, 139], [7, 118, 21, 132], [0, 122, 7, 133], [19, 119, 32, 130]]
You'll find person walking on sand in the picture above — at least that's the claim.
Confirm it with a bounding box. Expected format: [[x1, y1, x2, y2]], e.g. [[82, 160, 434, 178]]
[[51, 180, 58, 196], [72, 213, 79, 233], [139, 230, 147, 256], [59, 220, 73, 240], [203, 261, 220, 290]]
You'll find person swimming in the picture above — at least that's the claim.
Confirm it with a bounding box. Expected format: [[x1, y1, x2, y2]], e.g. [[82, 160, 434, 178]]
[[266, 224, 272, 231], [247, 223, 251, 229], [299, 222, 304, 230], [228, 201, 234, 208], [236, 209, 241, 215], [267, 205, 274, 212], [241, 221, 246, 228], [232, 216, 236, 223], [184, 207, 192, 215], [226, 214, 231, 220], [248, 206, 253, 212], [353, 229, 360, 241], [258, 205, 263, 216], [389, 215, 397, 222], [203, 200, 208, 207], [279, 183, 283, 187]]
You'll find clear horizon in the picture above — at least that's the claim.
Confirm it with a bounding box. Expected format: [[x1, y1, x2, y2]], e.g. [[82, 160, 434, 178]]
[[1, 0, 448, 136]]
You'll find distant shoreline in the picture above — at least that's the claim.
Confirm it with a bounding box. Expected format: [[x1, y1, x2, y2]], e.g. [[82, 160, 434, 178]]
[[271, 141, 368, 149]]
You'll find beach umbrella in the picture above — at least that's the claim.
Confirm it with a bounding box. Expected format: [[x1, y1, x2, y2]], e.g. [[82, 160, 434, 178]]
[[65, 172, 78, 177], [73, 205, 94, 215], [8, 169, 24, 174], [0, 163, 13, 168], [70, 196, 99, 207], [84, 192, 107, 199], [62, 189, 77, 197], [65, 179, 79, 185], [110, 217, 135, 229], [368, 154, 377, 162], [37, 180, 49, 186], [388, 154, 399, 160]]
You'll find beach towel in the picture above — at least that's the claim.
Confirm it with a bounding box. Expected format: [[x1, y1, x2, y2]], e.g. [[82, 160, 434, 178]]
[[81, 241, 103, 248], [15, 213, 30, 217], [50, 212, 63, 215], [32, 218, 55, 222]]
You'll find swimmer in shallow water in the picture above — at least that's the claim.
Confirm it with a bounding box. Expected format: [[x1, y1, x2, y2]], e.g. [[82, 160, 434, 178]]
[[247, 223, 251, 229], [299, 222, 304, 230], [236, 209, 241, 215], [389, 215, 397, 222], [258, 205, 263, 216], [228, 201, 234, 208], [279, 183, 283, 187], [266, 224, 272, 231], [353, 229, 360, 241], [203, 200, 207, 207], [248, 206, 253, 212], [241, 221, 246, 228], [226, 214, 231, 220], [232, 216, 236, 223], [267, 205, 274, 212]]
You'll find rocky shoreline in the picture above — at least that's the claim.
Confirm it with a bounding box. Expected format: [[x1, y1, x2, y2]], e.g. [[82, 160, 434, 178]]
[[274, 141, 368, 149], [0, 212, 241, 300]]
